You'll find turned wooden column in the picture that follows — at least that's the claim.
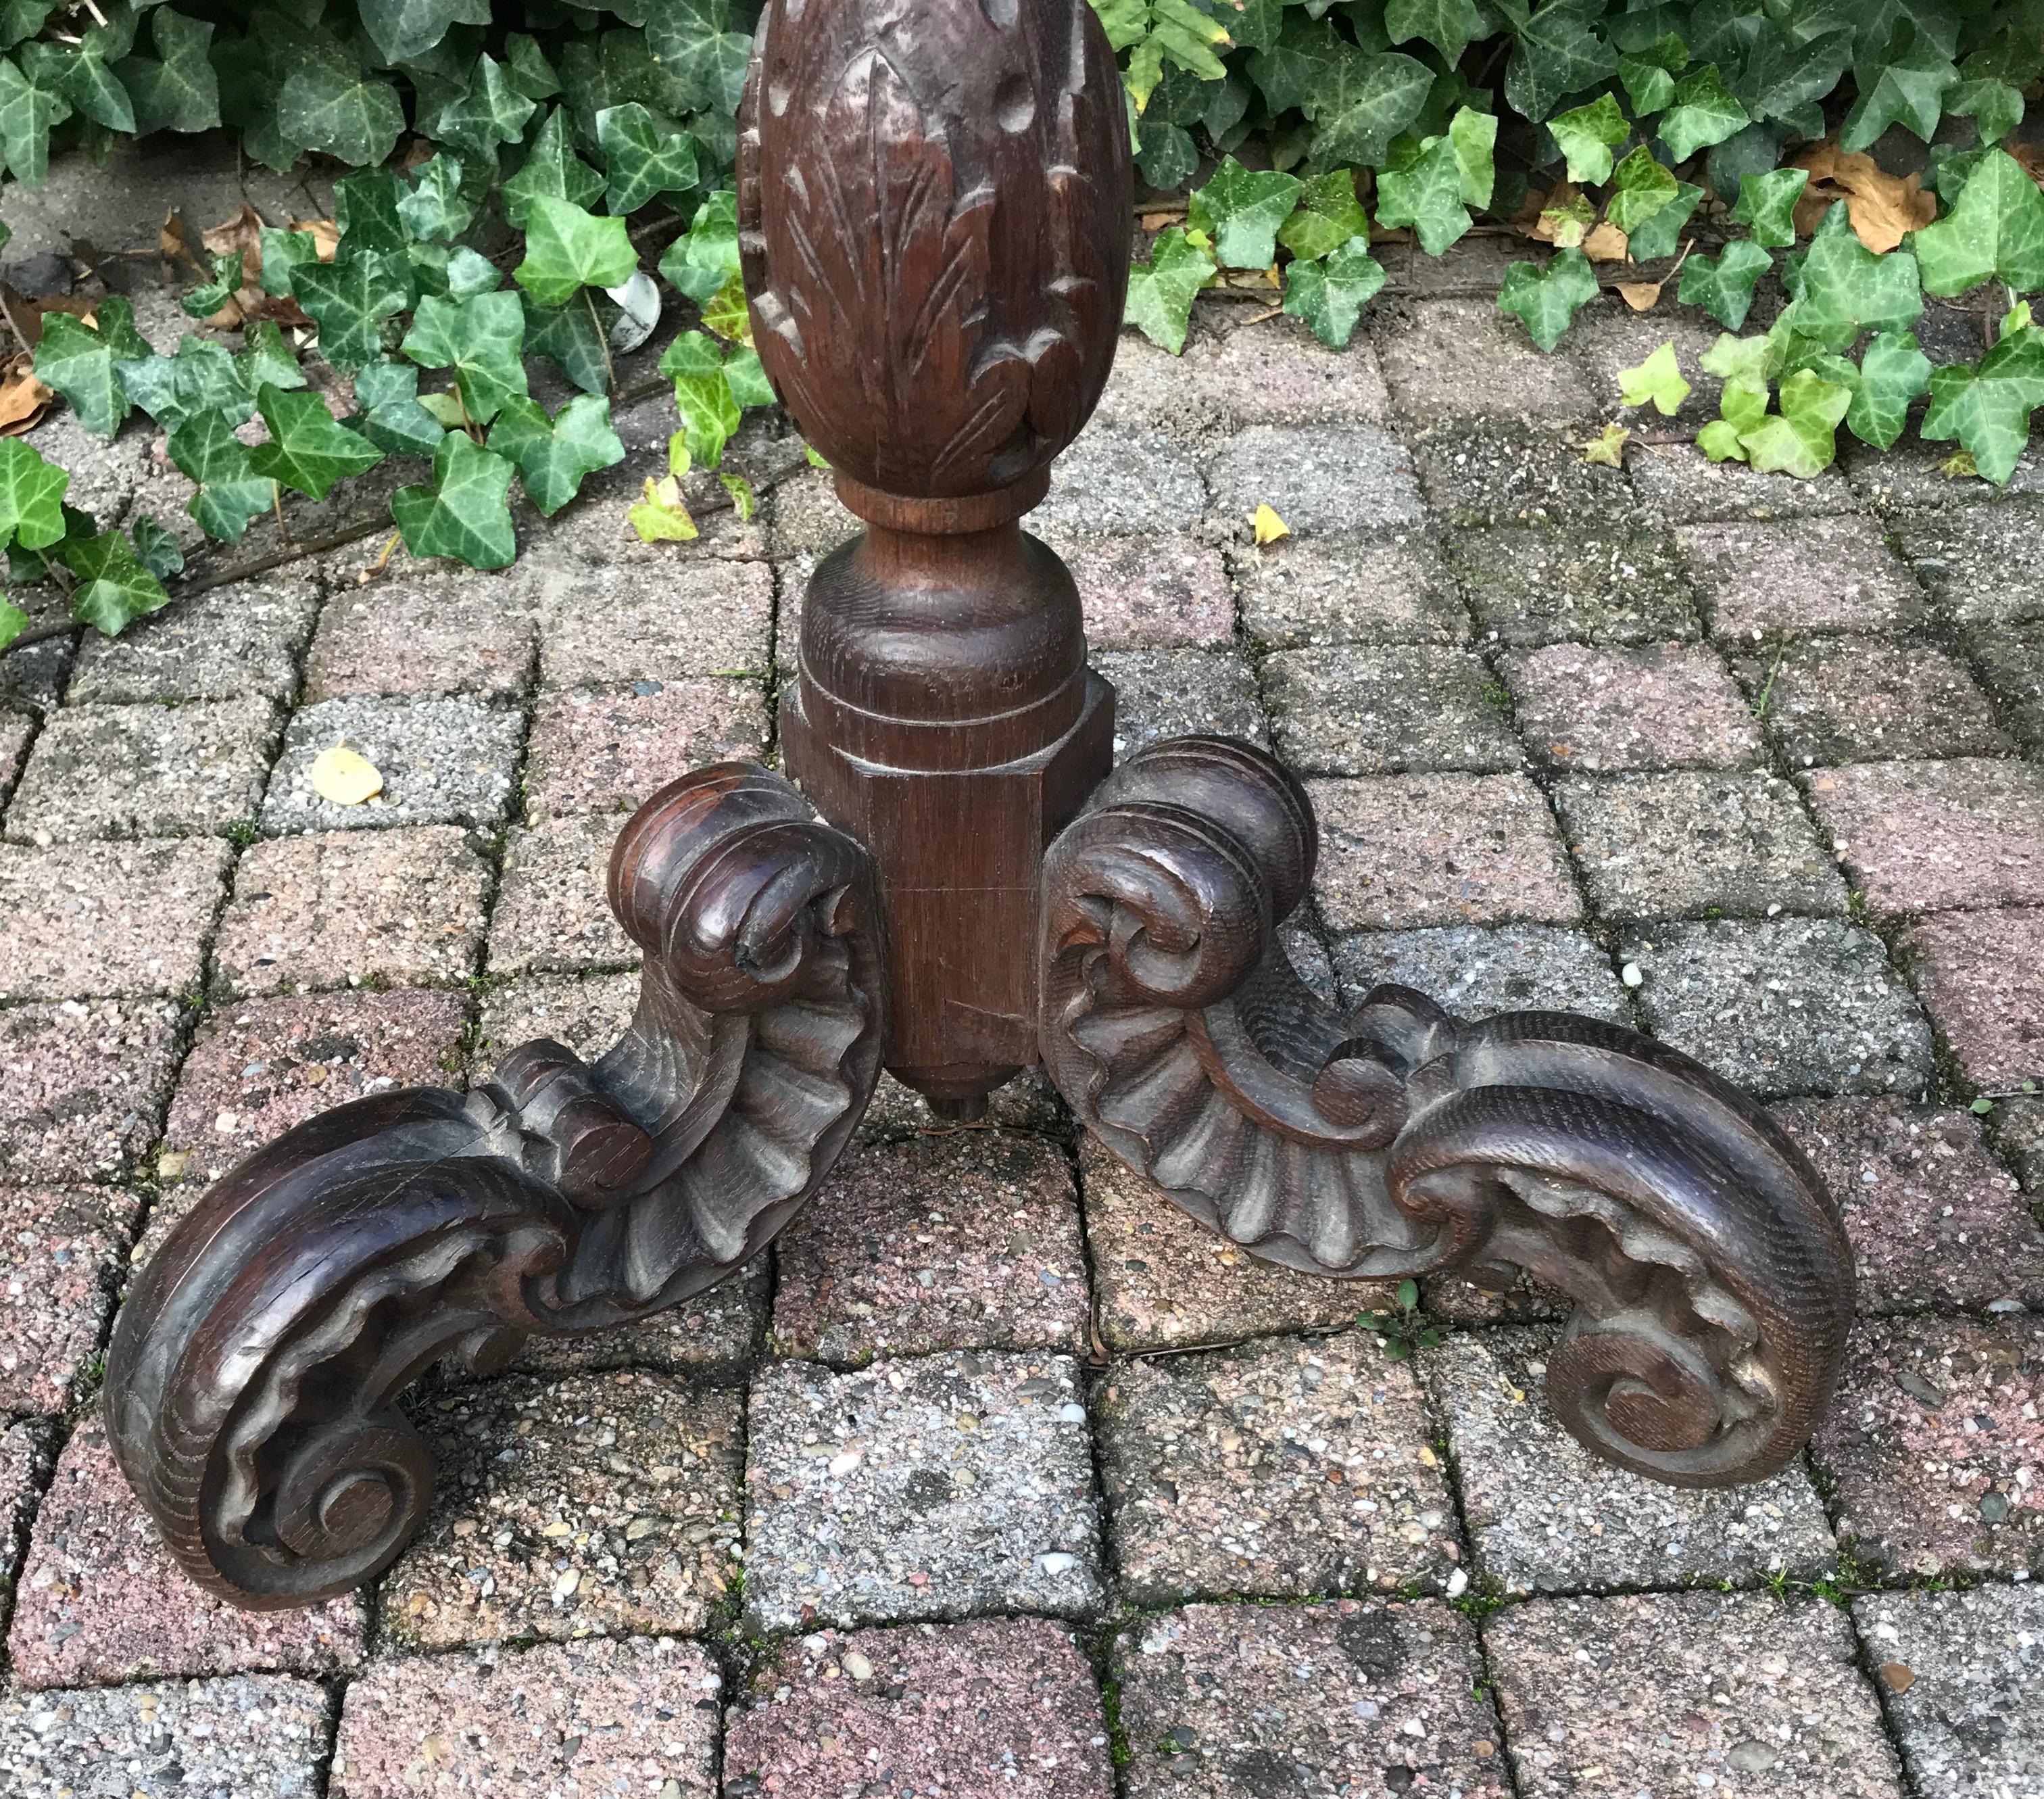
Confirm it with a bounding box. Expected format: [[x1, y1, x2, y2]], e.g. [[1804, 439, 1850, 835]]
[[737, 0, 1132, 1111]]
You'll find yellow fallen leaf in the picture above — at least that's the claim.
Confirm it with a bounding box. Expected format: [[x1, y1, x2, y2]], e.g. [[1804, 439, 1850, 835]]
[[629, 475, 700, 544], [1252, 503, 1290, 546], [1579, 423, 1630, 468], [309, 744, 383, 806], [1616, 280, 1663, 312]]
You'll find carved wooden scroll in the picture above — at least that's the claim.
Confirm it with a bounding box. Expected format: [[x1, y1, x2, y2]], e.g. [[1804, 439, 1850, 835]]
[[1038, 738, 1855, 1485]]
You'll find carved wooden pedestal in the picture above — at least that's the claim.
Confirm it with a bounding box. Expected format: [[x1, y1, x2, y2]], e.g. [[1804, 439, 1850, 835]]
[[105, 0, 1855, 1610]]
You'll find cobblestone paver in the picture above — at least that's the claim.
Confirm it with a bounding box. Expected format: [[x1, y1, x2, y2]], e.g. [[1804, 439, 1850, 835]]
[[5, 233, 2043, 1793]]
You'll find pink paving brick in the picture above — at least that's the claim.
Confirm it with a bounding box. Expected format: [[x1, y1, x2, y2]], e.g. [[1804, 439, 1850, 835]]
[[1307, 773, 1582, 932], [0, 1186, 134, 1415], [331, 1635, 721, 1798], [1064, 535, 1234, 649], [0, 1418, 54, 1580], [521, 679, 767, 820], [1773, 1099, 2044, 1313], [0, 999, 182, 1186], [1681, 514, 1928, 640], [160, 988, 470, 1186], [7, 1412, 364, 1687], [725, 1619, 1113, 1799], [303, 576, 536, 701], [212, 825, 490, 997], [1803, 759, 2044, 916], [0, 836, 230, 1003], [773, 1131, 1090, 1364], [531, 556, 774, 688], [1903, 907, 2044, 1086], [1504, 640, 1762, 772], [1812, 1314, 2044, 1578], [487, 815, 640, 976]]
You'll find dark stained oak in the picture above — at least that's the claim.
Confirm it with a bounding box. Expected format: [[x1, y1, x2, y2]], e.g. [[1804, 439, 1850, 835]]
[[104, 0, 1855, 1610]]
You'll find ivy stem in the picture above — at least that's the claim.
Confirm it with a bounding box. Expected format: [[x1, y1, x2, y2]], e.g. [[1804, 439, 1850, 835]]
[[587, 287, 618, 397]]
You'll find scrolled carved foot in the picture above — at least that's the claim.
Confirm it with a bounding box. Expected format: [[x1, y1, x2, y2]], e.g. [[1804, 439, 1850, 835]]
[[107, 764, 886, 1608], [1039, 736, 1855, 1487]]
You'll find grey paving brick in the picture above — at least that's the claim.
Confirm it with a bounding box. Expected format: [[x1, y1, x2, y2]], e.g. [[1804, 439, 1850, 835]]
[[0, 1418, 53, 1614], [1330, 923, 1631, 1024], [766, 462, 858, 558], [1450, 525, 1703, 647], [1630, 439, 1859, 522], [1680, 514, 1928, 641], [264, 696, 523, 834], [0, 706, 31, 811], [1417, 426, 1633, 526], [492, 1260, 769, 1383], [1203, 423, 1425, 534], [303, 575, 536, 701], [1424, 1328, 1836, 1596], [1371, 297, 1598, 427], [744, 1350, 1104, 1631], [1564, 299, 1726, 427], [1505, 640, 1762, 771], [5, 697, 278, 843], [67, 575, 318, 705], [1896, 498, 2044, 623], [1740, 635, 2010, 765], [1096, 648, 1266, 759], [1263, 644, 1521, 775], [0, 631, 72, 717], [472, 969, 638, 1067], [1844, 426, 2044, 514], [1232, 530, 1468, 648], [1624, 917, 1932, 1097], [521, 677, 766, 820], [0, 836, 228, 1001], [1037, 425, 1204, 538], [1965, 617, 2044, 747], [531, 556, 773, 687]]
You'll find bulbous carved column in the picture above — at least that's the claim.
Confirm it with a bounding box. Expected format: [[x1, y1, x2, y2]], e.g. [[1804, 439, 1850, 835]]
[[739, 0, 1132, 1111]]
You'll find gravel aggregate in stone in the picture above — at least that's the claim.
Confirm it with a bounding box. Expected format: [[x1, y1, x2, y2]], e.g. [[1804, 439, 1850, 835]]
[[1036, 426, 1204, 538], [1263, 644, 1521, 775], [0, 837, 228, 1001], [1629, 440, 1859, 521], [1371, 297, 1597, 426], [0, 1418, 54, 1598], [1094, 649, 1267, 758], [1680, 514, 1928, 640], [303, 576, 536, 701], [1739, 635, 2009, 765], [1426, 1328, 1836, 1593], [1486, 1591, 1903, 1798], [1330, 923, 1631, 1023], [1114, 1599, 1507, 1799], [1805, 758, 2044, 916], [1902, 907, 2044, 1085], [1505, 640, 1762, 772], [213, 825, 488, 995], [773, 1132, 1089, 1364], [1813, 1313, 2044, 1578], [1204, 424, 1425, 534], [1450, 524, 1702, 646], [0, 1675, 333, 1798], [521, 678, 767, 819], [1988, 1093, 2044, 1193], [1184, 316, 1393, 426], [1896, 497, 2044, 623], [385, 1370, 743, 1650], [1774, 1098, 2044, 1313], [1417, 427, 1633, 527], [1309, 773, 1581, 932], [1556, 768, 1847, 921], [264, 696, 524, 833], [1623, 918, 1931, 1097], [331, 1634, 720, 1798], [1080, 1138, 1378, 1351], [1064, 535, 1234, 649], [472, 969, 638, 1065], [726, 1618, 1113, 1799], [1851, 1583, 2044, 1799], [1966, 617, 2044, 746], [0, 1185, 130, 1414], [6, 698, 278, 843], [0, 706, 31, 809], [0, 998, 182, 1184], [1100, 1328, 1458, 1604], [744, 1349, 1104, 1631], [67, 575, 318, 705], [487, 815, 639, 976], [8, 1413, 364, 1687], [1232, 531, 1468, 648], [533, 557, 773, 687]]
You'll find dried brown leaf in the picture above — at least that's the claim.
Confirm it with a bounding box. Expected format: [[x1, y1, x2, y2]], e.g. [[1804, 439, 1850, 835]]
[[1789, 140, 1937, 252], [1582, 221, 1630, 262], [1617, 280, 1663, 312], [0, 355, 53, 435]]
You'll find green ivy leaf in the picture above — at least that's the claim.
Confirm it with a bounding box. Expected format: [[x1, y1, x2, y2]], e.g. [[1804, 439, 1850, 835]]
[[1739, 366, 1851, 477], [1741, 24, 1851, 131], [1504, 0, 1617, 122], [503, 106, 606, 230], [1948, 75, 2023, 147], [276, 43, 406, 168], [1124, 225, 1216, 354], [645, 0, 754, 116], [259, 224, 324, 298], [1282, 235, 1385, 348], [294, 254, 410, 375], [0, 595, 27, 650], [1912, 149, 2044, 298], [352, 360, 446, 458], [723, 345, 774, 410], [1845, 329, 1932, 449], [239, 321, 305, 396], [446, 248, 501, 300], [424, 52, 537, 165], [1549, 91, 1627, 187], [1785, 204, 1924, 346], [1657, 62, 1749, 163], [1607, 146, 1679, 235], [1618, 33, 1686, 115], [61, 525, 171, 637], [1374, 132, 1469, 256], [30, 24, 135, 135], [1276, 169, 1367, 261], [596, 101, 700, 215], [1188, 157, 1305, 270], [657, 188, 739, 303], [1449, 105, 1496, 210], [1920, 322, 2044, 484], [392, 431, 517, 568], [1841, 39, 1958, 151], [504, 32, 562, 101], [1248, 12, 1346, 118], [403, 289, 529, 424], [524, 293, 616, 396], [1624, 178, 1703, 261], [167, 410, 276, 542], [247, 384, 384, 501], [1384, 0, 1485, 66], [487, 392, 626, 515], [115, 7, 217, 138], [332, 171, 408, 262], [130, 514, 185, 584], [1730, 168, 1808, 248], [34, 297, 151, 438], [1309, 49, 1435, 168], [659, 329, 741, 469], [1619, 342, 1692, 415], [0, 437, 69, 551], [358, 0, 490, 66], [118, 335, 251, 431], [0, 49, 72, 184], [1678, 239, 1773, 330], [178, 250, 244, 321], [515, 195, 638, 309], [1497, 247, 1598, 352]]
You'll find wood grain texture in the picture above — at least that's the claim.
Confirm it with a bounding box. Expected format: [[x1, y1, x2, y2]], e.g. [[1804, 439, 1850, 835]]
[[106, 765, 885, 1606], [1038, 737, 1857, 1486]]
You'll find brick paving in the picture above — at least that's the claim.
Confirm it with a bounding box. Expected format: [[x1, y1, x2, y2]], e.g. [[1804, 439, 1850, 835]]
[[0, 237, 2039, 1799]]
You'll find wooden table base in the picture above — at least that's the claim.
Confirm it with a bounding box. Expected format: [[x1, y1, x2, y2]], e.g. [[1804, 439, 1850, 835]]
[[105, 0, 1855, 1610]]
